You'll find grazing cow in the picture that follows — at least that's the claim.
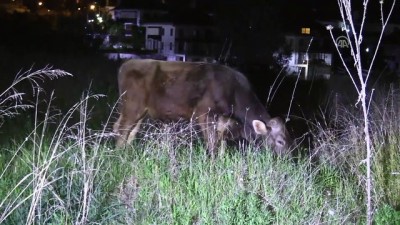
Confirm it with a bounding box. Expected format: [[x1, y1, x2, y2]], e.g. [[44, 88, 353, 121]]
[[113, 59, 291, 155]]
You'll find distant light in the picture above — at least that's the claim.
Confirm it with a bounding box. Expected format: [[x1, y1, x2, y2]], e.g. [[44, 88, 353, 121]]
[[301, 27, 311, 35], [365, 47, 370, 52], [38, 1, 43, 6], [90, 4, 96, 10], [78, 7, 81, 11]]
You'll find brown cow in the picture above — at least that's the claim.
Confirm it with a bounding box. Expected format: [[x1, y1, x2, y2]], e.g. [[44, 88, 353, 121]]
[[113, 59, 291, 155]]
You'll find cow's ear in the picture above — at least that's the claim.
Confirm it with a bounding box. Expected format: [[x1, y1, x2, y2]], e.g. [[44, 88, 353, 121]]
[[252, 120, 268, 135]]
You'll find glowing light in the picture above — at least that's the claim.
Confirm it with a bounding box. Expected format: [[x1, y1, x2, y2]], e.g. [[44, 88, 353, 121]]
[[301, 27, 311, 35], [365, 48, 370, 52], [38, 1, 43, 6], [78, 7, 81, 11], [90, 4, 96, 10]]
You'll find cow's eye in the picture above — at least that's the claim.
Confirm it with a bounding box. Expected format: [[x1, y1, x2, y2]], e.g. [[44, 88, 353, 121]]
[[276, 139, 285, 147]]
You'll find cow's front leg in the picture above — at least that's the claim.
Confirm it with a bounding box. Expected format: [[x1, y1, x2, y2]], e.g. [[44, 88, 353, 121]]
[[114, 114, 145, 148], [113, 115, 135, 148], [197, 114, 218, 158]]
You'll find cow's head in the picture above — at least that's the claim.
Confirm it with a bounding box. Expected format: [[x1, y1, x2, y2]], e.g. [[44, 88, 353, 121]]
[[252, 117, 291, 155]]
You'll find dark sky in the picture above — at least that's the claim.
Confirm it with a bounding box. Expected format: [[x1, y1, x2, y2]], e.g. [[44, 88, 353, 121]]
[[168, 0, 397, 22]]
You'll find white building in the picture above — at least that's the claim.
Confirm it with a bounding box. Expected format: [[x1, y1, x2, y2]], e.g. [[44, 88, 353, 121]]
[[110, 3, 219, 62], [276, 29, 333, 80], [143, 23, 176, 57], [142, 22, 218, 61]]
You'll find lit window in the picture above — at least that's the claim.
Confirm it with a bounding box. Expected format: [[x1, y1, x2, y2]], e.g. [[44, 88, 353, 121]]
[[124, 23, 133, 36], [301, 28, 311, 35]]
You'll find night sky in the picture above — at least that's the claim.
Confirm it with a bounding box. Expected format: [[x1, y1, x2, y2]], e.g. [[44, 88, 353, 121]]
[[1, 0, 397, 52], [0, 0, 398, 78]]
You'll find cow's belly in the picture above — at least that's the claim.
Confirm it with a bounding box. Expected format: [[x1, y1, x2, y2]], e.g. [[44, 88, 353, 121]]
[[146, 90, 224, 121], [147, 100, 194, 121]]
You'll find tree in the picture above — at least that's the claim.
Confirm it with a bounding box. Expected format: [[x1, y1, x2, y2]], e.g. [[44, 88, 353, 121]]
[[327, 1, 397, 224]]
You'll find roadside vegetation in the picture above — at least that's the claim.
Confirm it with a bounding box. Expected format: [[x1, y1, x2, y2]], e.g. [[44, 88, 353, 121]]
[[0, 65, 399, 224], [1, 1, 399, 222]]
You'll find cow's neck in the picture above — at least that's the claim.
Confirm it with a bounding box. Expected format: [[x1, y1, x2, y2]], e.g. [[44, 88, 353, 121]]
[[234, 91, 270, 125]]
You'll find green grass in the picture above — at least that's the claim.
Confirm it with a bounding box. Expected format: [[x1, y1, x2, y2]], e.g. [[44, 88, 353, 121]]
[[0, 58, 399, 224], [311, 87, 400, 224], [0, 126, 364, 224], [2, 86, 400, 224]]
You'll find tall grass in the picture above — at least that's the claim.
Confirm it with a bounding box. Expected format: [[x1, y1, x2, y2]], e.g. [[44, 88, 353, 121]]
[[0, 67, 72, 127], [0, 121, 364, 224], [0, 93, 364, 224], [0, 89, 111, 224], [312, 86, 400, 222], [1, 68, 399, 224]]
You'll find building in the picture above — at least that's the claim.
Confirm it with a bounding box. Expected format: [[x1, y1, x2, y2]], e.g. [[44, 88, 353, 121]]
[[142, 20, 219, 62], [109, 1, 219, 62], [275, 25, 334, 80]]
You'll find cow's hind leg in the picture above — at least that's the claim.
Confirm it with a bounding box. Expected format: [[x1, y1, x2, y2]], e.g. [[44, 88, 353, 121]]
[[216, 116, 235, 156]]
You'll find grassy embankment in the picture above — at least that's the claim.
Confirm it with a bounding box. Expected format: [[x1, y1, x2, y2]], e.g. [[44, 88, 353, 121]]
[[0, 56, 399, 224]]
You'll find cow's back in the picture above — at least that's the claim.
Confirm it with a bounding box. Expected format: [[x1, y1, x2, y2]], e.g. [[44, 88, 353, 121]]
[[117, 60, 239, 120], [118, 59, 158, 96]]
